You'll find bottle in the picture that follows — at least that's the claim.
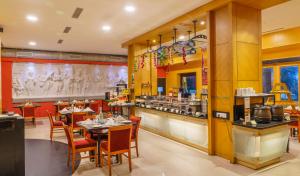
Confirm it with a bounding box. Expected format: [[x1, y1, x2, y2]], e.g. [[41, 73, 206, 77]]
[[98, 107, 104, 121]]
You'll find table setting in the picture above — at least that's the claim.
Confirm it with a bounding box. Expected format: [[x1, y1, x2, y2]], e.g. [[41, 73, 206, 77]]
[[77, 115, 132, 130], [59, 106, 95, 115]]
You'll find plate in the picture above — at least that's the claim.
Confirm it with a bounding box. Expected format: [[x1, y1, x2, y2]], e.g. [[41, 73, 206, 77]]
[[121, 120, 131, 124], [92, 124, 102, 128]]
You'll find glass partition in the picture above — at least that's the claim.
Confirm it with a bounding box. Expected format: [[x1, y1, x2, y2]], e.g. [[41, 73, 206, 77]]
[[280, 66, 299, 101], [263, 67, 274, 93]]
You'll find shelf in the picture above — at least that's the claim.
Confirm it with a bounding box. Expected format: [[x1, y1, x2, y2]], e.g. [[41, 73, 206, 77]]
[[235, 93, 274, 98]]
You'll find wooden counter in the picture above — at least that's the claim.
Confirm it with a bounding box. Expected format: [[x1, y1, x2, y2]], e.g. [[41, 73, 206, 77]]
[[232, 120, 295, 169], [135, 107, 208, 152]]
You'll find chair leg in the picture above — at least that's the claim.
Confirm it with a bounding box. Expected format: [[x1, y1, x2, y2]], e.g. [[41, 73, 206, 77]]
[[67, 147, 71, 167], [119, 154, 123, 164], [94, 149, 98, 167], [72, 152, 76, 173], [128, 150, 132, 172], [50, 128, 53, 142], [100, 148, 103, 167], [108, 153, 112, 176], [135, 138, 139, 157]]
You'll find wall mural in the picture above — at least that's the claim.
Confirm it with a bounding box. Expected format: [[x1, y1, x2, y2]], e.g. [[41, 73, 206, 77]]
[[12, 63, 128, 99]]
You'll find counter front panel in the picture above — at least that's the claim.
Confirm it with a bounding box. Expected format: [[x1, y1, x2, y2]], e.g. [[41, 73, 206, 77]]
[[135, 107, 208, 151]]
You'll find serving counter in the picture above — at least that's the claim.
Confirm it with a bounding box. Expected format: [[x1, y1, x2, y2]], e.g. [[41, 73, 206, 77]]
[[135, 107, 208, 152], [232, 119, 296, 169]]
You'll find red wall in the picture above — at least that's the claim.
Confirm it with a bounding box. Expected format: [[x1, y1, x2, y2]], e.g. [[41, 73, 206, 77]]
[[1, 57, 126, 117]]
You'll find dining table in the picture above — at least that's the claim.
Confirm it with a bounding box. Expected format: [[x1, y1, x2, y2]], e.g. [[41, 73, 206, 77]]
[[13, 103, 41, 115], [77, 117, 133, 167], [58, 107, 96, 125]]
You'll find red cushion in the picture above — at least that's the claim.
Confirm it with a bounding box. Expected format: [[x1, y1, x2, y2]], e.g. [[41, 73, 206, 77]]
[[74, 139, 97, 149], [53, 121, 64, 126]]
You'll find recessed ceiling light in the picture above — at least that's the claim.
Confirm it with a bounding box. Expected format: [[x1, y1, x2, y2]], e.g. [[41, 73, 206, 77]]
[[179, 35, 185, 40], [102, 25, 111, 32], [152, 40, 156, 43], [28, 41, 36, 46], [200, 20, 205, 25], [124, 5, 136, 13], [26, 15, 38, 22]]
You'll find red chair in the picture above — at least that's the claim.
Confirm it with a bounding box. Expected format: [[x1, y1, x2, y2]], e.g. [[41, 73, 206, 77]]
[[47, 111, 65, 142], [89, 101, 100, 114], [130, 115, 142, 157], [22, 105, 35, 124], [100, 125, 132, 176], [71, 112, 87, 136], [63, 125, 98, 173], [290, 119, 300, 142]]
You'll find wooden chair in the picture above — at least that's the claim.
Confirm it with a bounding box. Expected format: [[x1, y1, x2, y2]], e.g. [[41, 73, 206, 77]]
[[63, 125, 98, 173], [57, 102, 69, 120], [22, 105, 35, 124], [100, 125, 132, 176], [130, 115, 142, 157], [89, 101, 100, 114], [71, 112, 87, 136], [47, 111, 65, 142]]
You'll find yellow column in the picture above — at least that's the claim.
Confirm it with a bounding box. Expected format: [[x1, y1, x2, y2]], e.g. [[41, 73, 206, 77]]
[[0, 38, 2, 113], [208, 2, 262, 162]]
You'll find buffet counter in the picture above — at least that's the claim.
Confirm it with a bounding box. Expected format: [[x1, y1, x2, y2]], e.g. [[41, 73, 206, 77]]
[[232, 119, 296, 169], [135, 107, 208, 152]]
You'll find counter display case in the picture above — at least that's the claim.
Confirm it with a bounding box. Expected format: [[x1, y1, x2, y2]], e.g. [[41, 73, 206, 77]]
[[135, 96, 207, 118], [233, 121, 292, 169], [135, 107, 208, 151]]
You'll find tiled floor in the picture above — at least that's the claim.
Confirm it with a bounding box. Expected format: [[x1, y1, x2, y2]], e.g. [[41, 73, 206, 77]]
[[25, 118, 300, 176]]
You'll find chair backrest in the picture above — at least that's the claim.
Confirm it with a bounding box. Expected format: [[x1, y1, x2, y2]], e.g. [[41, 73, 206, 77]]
[[47, 110, 54, 127], [89, 102, 99, 114], [63, 125, 74, 149], [23, 106, 35, 117], [130, 115, 141, 140], [57, 103, 69, 111], [72, 112, 87, 128], [108, 125, 132, 152], [75, 101, 85, 108]]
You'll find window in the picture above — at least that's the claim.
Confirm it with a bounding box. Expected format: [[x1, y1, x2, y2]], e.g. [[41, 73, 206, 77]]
[[262, 67, 274, 93], [280, 66, 299, 101], [180, 72, 196, 97]]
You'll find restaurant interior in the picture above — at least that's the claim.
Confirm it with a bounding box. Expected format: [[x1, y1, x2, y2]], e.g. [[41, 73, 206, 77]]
[[1, 0, 300, 176]]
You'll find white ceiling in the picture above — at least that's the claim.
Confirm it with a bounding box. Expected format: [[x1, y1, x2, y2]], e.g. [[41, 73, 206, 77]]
[[0, 0, 212, 55], [262, 0, 300, 34], [0, 0, 300, 55]]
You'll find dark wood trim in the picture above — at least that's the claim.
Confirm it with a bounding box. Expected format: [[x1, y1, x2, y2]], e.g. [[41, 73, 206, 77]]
[[263, 56, 300, 65]]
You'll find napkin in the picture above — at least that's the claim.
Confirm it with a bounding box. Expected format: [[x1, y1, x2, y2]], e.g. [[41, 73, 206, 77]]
[[116, 115, 125, 122], [105, 118, 115, 126], [83, 118, 93, 125], [85, 99, 89, 103], [60, 108, 69, 113], [83, 107, 94, 112], [73, 107, 81, 112]]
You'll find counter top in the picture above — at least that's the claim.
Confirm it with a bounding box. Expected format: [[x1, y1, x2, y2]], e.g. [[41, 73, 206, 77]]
[[233, 118, 297, 129], [135, 106, 207, 120], [0, 114, 23, 120]]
